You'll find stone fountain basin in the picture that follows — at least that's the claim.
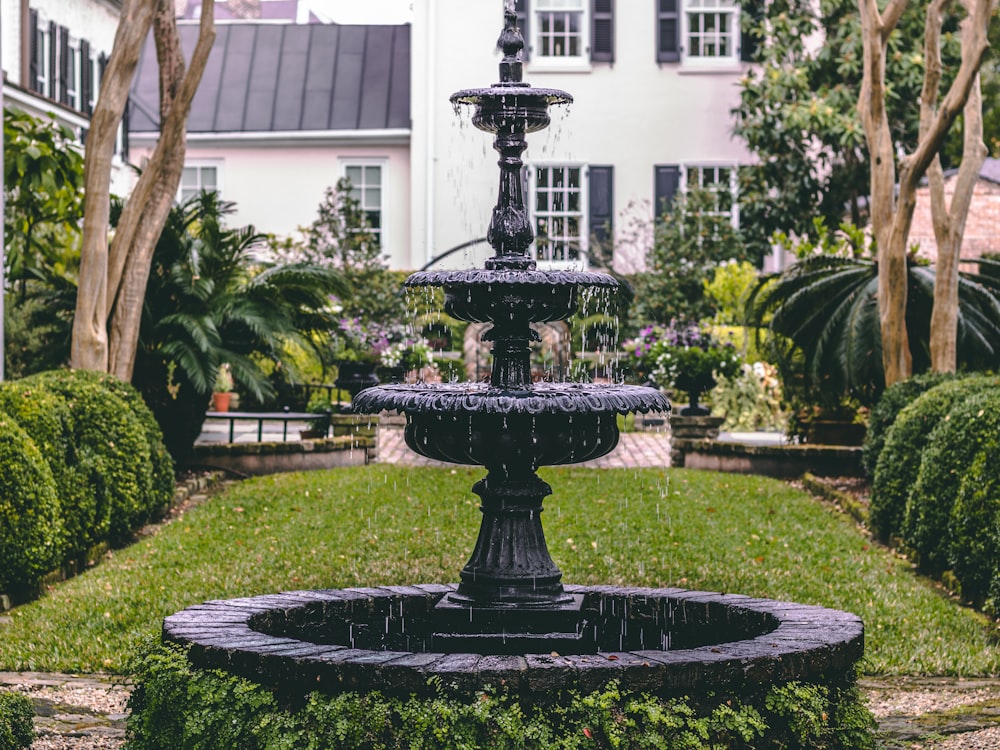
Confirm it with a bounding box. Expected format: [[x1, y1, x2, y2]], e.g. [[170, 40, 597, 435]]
[[162, 585, 863, 701]]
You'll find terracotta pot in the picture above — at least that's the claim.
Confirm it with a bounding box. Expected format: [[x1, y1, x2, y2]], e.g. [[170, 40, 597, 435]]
[[211, 391, 232, 412]]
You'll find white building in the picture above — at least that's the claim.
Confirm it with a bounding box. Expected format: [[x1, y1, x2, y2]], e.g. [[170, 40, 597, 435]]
[[410, 0, 753, 273], [2, 0, 130, 194]]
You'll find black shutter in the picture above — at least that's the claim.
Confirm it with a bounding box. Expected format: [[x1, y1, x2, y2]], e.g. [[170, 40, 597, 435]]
[[515, 0, 530, 60], [657, 0, 680, 63], [740, 0, 761, 62], [98, 52, 108, 94], [588, 165, 614, 260], [121, 97, 130, 160], [48, 20, 57, 98], [80, 40, 93, 115], [28, 9, 40, 92], [59, 26, 71, 105], [591, 0, 614, 62], [654, 165, 681, 221]]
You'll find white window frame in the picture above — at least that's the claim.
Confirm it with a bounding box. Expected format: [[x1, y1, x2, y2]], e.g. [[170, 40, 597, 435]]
[[177, 160, 224, 203], [32, 15, 51, 98], [681, 0, 740, 69], [65, 37, 80, 111], [531, 0, 591, 71], [528, 163, 589, 270], [682, 163, 740, 227], [339, 158, 388, 251]]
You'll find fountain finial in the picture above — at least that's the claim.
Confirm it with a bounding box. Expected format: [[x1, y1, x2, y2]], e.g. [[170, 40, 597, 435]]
[[497, 5, 524, 84]]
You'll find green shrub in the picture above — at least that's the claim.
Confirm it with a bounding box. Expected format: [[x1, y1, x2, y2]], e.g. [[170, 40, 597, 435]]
[[862, 371, 960, 478], [0, 691, 34, 750], [126, 641, 875, 750], [949, 449, 1000, 608], [905, 389, 1000, 572], [0, 382, 96, 558], [0, 414, 61, 595], [869, 376, 1000, 542], [24, 370, 156, 544], [35, 369, 175, 518]]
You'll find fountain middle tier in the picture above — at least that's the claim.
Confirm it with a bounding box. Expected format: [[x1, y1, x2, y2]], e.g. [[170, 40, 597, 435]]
[[354, 382, 670, 468]]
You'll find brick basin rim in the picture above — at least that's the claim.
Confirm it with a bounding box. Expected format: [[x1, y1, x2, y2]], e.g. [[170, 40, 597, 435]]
[[162, 585, 864, 699]]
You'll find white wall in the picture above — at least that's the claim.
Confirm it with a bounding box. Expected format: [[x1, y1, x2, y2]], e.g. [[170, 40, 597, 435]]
[[129, 139, 413, 268], [412, 0, 751, 271]]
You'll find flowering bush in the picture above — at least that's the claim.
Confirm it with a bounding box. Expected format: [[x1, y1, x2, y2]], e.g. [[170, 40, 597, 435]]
[[623, 322, 742, 397], [711, 361, 786, 432], [331, 316, 403, 363], [380, 338, 435, 372]]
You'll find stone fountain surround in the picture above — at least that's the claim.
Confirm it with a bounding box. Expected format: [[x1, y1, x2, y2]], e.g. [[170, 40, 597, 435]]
[[162, 584, 864, 702]]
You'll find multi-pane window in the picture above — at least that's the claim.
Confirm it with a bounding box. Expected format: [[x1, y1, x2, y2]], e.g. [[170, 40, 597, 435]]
[[65, 39, 80, 110], [344, 164, 383, 247], [684, 0, 739, 63], [536, 0, 587, 58], [31, 20, 51, 97], [686, 165, 736, 222], [179, 164, 220, 203], [533, 166, 585, 265]]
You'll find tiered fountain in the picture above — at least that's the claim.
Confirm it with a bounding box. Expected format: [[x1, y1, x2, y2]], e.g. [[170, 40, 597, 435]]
[[163, 1, 864, 712]]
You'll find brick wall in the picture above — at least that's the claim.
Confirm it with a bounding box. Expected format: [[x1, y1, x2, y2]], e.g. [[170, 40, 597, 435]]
[[909, 177, 1000, 263]]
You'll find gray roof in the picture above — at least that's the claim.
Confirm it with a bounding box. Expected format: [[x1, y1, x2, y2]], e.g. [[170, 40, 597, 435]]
[[129, 23, 410, 134]]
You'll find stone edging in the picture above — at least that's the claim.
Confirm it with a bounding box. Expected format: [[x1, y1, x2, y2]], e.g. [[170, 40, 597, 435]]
[[163, 584, 864, 700], [672, 439, 864, 478]]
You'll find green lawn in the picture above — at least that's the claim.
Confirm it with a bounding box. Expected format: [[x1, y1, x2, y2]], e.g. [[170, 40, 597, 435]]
[[0, 465, 996, 676]]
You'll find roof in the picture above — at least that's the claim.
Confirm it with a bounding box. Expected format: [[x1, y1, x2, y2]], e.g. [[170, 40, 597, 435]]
[[128, 22, 410, 134]]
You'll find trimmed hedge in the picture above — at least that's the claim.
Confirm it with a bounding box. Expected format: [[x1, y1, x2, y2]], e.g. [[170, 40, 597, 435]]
[[0, 383, 98, 557], [868, 376, 1000, 542], [126, 642, 877, 750], [0, 369, 174, 597], [950, 449, 1000, 609], [905, 390, 1000, 573], [862, 371, 959, 478], [0, 691, 34, 750], [24, 370, 161, 543], [0, 414, 61, 595]]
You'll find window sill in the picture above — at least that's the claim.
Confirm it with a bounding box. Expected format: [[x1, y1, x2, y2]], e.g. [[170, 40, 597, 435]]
[[677, 61, 746, 75]]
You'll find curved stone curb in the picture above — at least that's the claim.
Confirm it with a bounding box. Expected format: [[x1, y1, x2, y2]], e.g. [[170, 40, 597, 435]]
[[163, 585, 864, 700]]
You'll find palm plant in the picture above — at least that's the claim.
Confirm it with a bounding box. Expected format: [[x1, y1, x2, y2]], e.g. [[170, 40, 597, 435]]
[[131, 191, 344, 458], [745, 253, 1000, 407]]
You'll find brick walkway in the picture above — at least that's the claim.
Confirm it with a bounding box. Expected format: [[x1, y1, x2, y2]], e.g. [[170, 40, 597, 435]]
[[376, 423, 673, 469]]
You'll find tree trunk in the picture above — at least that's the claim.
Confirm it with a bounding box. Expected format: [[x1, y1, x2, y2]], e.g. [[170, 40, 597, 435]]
[[856, 0, 994, 388], [108, 0, 216, 381], [70, 0, 157, 371], [929, 5, 988, 371]]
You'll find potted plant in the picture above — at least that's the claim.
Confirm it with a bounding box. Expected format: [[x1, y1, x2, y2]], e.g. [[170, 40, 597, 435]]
[[212, 363, 234, 412]]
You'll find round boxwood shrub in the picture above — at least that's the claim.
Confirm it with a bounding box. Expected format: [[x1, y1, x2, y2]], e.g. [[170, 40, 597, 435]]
[[905, 389, 1000, 572], [949, 449, 1000, 609], [862, 371, 960, 478], [126, 642, 876, 750], [0, 414, 61, 595], [30, 369, 174, 519], [23, 370, 155, 544], [0, 382, 97, 559], [0, 691, 34, 750], [869, 376, 1000, 542]]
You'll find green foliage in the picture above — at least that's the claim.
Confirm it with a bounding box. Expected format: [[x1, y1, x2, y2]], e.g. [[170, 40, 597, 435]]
[[709, 361, 786, 432], [628, 189, 747, 327], [734, 0, 960, 258], [131, 191, 344, 457], [25, 370, 159, 545], [869, 377, 999, 542], [906, 390, 1000, 572], [862, 371, 961, 478], [950, 449, 1000, 610], [0, 414, 61, 595], [0, 691, 34, 750], [3, 286, 74, 379], [126, 641, 875, 750], [745, 231, 1000, 406], [3, 107, 84, 288], [703, 261, 759, 326], [0, 382, 94, 558]]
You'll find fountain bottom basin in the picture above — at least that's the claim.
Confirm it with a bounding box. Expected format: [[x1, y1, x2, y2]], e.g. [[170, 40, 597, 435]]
[[162, 584, 863, 701]]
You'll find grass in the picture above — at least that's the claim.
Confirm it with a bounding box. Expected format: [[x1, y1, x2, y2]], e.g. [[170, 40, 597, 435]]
[[0, 465, 996, 676]]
